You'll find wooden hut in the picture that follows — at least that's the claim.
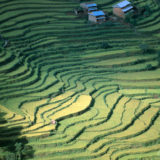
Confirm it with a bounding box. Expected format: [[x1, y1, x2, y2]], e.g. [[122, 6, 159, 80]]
[[88, 10, 106, 23], [80, 2, 98, 12], [113, 0, 133, 18]]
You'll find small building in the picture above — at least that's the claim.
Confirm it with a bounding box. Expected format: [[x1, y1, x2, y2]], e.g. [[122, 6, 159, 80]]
[[113, 0, 133, 19], [88, 10, 106, 23], [80, 2, 98, 12]]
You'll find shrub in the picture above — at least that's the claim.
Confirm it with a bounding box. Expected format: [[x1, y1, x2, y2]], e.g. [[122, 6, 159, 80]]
[[133, 59, 145, 64], [146, 64, 154, 70], [144, 10, 150, 17], [125, 12, 132, 23], [125, 12, 137, 25], [76, 7, 83, 12], [139, 44, 150, 54], [4, 152, 16, 160], [144, 5, 151, 14], [137, 5, 151, 17], [125, 5, 151, 25], [125, 12, 134, 21], [129, 18, 136, 25], [157, 50, 160, 66], [101, 42, 112, 49], [0, 38, 4, 48], [157, 50, 160, 56]]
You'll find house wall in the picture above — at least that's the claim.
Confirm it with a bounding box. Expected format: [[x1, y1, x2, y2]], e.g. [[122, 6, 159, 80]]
[[97, 17, 106, 23], [113, 8, 125, 18], [88, 15, 106, 23], [88, 15, 97, 23], [80, 3, 87, 9]]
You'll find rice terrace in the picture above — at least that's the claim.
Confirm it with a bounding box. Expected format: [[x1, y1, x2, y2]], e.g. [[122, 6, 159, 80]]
[[0, 0, 160, 159]]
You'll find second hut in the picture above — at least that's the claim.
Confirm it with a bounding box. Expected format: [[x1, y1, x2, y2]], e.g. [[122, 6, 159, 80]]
[[113, 0, 133, 19]]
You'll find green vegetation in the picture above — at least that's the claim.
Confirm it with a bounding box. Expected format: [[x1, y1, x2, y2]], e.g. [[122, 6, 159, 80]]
[[157, 50, 160, 66], [0, 36, 4, 49], [0, 112, 34, 160], [125, 5, 151, 26], [139, 43, 154, 54], [0, 0, 160, 159], [100, 41, 112, 49]]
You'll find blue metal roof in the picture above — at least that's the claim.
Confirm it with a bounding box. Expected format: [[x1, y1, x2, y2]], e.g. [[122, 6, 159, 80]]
[[86, 3, 97, 8], [88, 7, 97, 11], [89, 10, 105, 16], [122, 5, 133, 12], [113, 0, 131, 8]]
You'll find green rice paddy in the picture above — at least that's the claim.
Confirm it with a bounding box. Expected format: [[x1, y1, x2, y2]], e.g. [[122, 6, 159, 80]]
[[0, 0, 160, 159]]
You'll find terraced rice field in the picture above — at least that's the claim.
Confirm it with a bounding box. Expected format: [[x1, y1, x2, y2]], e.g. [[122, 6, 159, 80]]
[[0, 0, 160, 159]]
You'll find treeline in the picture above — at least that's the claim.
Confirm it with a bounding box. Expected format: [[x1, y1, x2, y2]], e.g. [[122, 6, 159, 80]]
[[0, 112, 34, 160]]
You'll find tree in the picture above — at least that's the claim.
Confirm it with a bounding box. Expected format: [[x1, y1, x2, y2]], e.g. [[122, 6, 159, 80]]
[[139, 44, 150, 54], [22, 145, 34, 160], [144, 10, 150, 17], [144, 5, 151, 16], [125, 11, 134, 23], [157, 50, 160, 66], [101, 42, 112, 49], [15, 142, 23, 160], [4, 151, 16, 160], [0, 111, 34, 160], [129, 17, 136, 26], [146, 64, 154, 70], [0, 35, 4, 49]]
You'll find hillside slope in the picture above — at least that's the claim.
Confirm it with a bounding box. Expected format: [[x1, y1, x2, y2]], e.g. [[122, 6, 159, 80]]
[[0, 0, 160, 159]]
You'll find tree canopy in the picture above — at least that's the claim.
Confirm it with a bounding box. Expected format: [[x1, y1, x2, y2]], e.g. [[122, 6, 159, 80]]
[[0, 111, 34, 160]]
